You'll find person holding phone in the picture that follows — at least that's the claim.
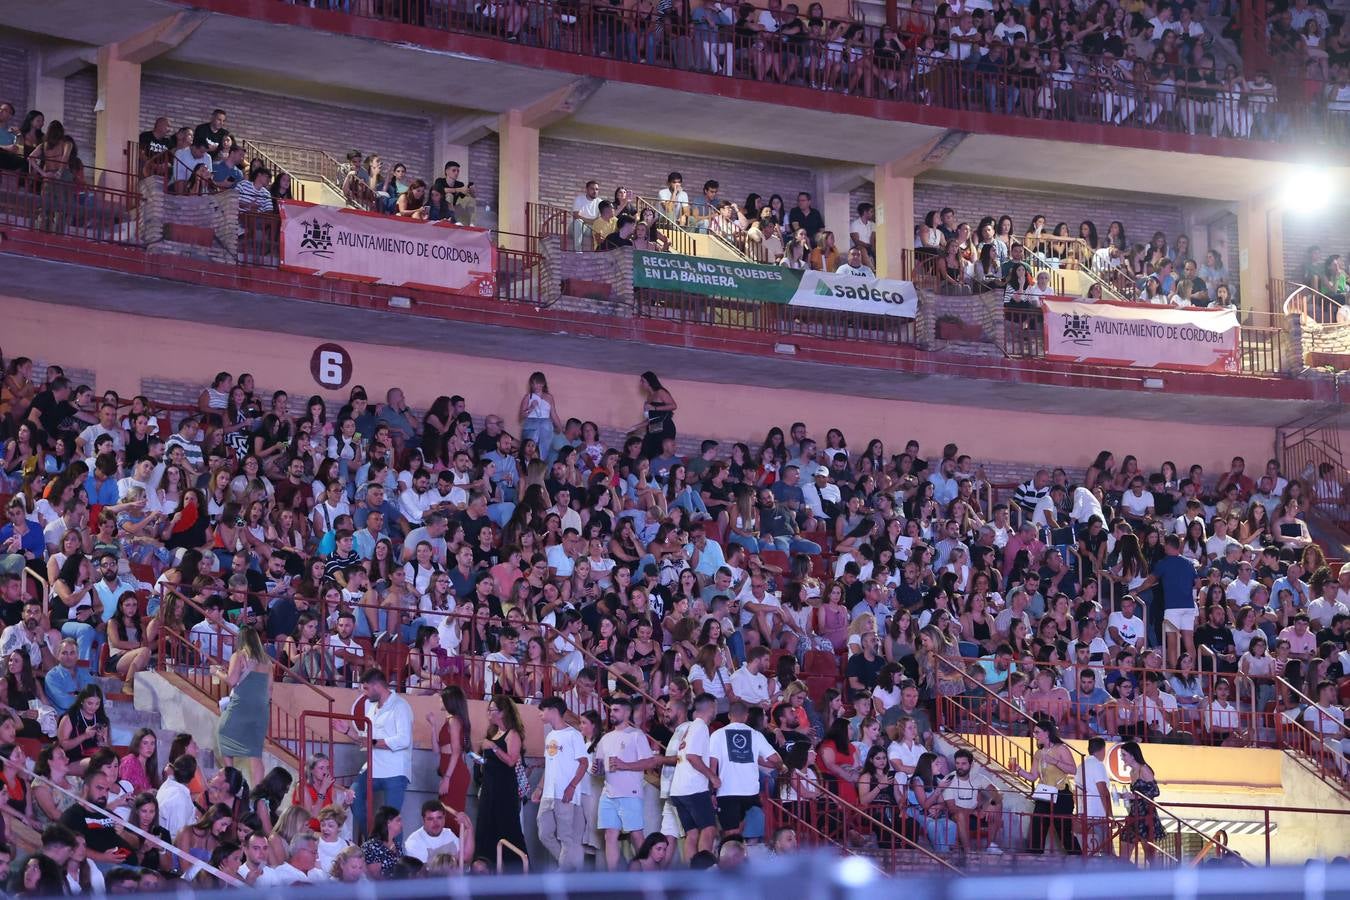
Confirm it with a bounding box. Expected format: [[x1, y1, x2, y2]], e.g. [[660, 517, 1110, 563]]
[[60, 770, 131, 865]]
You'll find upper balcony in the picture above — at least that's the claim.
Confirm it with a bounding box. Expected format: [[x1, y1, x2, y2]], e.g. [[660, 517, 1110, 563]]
[[6, 0, 1350, 210]]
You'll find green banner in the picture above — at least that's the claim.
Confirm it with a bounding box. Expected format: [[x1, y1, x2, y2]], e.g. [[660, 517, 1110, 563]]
[[633, 250, 801, 302]]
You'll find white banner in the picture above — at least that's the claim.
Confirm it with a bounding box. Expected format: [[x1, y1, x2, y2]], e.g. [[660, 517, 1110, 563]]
[[1041, 299, 1240, 372], [279, 201, 496, 297], [789, 270, 919, 318]]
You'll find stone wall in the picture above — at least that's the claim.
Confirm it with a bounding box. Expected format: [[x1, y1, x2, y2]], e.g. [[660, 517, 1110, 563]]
[[1289, 312, 1350, 371], [138, 177, 239, 263], [915, 287, 1000, 349]]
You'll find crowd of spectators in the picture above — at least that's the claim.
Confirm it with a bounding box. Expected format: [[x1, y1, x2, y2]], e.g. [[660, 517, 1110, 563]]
[[0, 349, 1346, 888], [292, 0, 1350, 140], [129, 107, 477, 229], [917, 209, 1238, 307], [567, 174, 881, 271]]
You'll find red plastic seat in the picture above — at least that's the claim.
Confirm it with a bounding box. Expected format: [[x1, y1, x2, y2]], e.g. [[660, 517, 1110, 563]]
[[758, 549, 790, 571]]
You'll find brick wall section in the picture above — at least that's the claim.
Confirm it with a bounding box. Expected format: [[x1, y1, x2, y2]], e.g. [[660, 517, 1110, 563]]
[[62, 70, 97, 163], [139, 74, 436, 183], [536, 137, 812, 213], [0, 44, 28, 121], [60, 70, 436, 183]]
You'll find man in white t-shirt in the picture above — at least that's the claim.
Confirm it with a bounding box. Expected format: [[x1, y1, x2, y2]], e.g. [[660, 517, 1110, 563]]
[[571, 180, 602, 248], [1138, 672, 1178, 736], [834, 247, 874, 278], [946, 749, 1003, 854], [1106, 594, 1146, 651], [1205, 517, 1240, 559], [546, 529, 581, 579], [1226, 561, 1258, 605], [1031, 484, 1063, 533], [849, 203, 875, 263], [596, 696, 659, 870], [403, 800, 472, 864], [668, 693, 719, 861], [1077, 738, 1113, 854], [1119, 478, 1156, 525], [238, 832, 275, 885], [709, 700, 780, 838], [260, 832, 329, 885], [728, 646, 772, 710], [657, 172, 690, 223], [533, 697, 589, 870], [1302, 680, 1348, 772], [326, 611, 366, 686]]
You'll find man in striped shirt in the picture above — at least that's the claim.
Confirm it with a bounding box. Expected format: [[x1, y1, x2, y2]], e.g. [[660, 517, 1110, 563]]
[[236, 166, 273, 213], [1012, 468, 1050, 518]]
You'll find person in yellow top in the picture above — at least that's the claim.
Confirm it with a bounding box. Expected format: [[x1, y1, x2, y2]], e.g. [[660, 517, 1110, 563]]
[[591, 201, 618, 249], [1015, 717, 1081, 855]]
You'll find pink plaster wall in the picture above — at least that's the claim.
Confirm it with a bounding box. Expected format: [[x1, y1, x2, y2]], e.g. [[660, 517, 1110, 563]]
[[1, 295, 1275, 474]]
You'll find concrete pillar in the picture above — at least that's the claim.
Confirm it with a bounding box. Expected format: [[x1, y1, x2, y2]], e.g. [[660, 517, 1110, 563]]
[[93, 45, 140, 189], [872, 165, 915, 280], [496, 109, 539, 239], [1237, 195, 1281, 315], [814, 172, 852, 254]]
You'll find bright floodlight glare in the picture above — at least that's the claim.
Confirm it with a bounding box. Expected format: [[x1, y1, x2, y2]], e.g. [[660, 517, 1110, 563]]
[[835, 856, 878, 888], [1282, 167, 1332, 212]]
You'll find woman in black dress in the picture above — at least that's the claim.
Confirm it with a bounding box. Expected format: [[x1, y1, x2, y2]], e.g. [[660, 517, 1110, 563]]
[[632, 371, 676, 460], [474, 694, 526, 870]]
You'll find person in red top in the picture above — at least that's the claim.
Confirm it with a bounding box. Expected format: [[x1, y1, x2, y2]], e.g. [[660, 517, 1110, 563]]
[[291, 753, 353, 831], [1215, 456, 1255, 502], [816, 718, 859, 805], [428, 686, 473, 813]]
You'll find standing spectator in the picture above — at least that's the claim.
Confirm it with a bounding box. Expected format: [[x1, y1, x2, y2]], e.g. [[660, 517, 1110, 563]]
[[339, 669, 413, 839], [596, 695, 657, 869], [669, 693, 719, 862], [1076, 737, 1113, 854], [709, 700, 781, 840], [474, 694, 526, 870], [214, 627, 272, 787], [1013, 717, 1079, 854], [532, 697, 588, 870]]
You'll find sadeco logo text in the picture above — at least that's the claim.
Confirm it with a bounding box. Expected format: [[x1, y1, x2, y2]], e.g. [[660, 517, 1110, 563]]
[[813, 281, 910, 305]]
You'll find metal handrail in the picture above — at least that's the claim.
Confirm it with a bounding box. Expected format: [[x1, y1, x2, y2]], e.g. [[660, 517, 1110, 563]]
[[804, 779, 963, 873], [0, 754, 244, 886], [1280, 280, 1346, 322], [496, 838, 529, 873], [632, 194, 751, 263], [297, 708, 373, 836], [935, 655, 1239, 866]]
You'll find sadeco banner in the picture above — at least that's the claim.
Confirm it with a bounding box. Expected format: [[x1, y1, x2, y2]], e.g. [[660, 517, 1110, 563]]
[[1042, 299, 1240, 372], [792, 270, 918, 318], [632, 250, 798, 301], [279, 201, 496, 298], [632, 251, 919, 318]]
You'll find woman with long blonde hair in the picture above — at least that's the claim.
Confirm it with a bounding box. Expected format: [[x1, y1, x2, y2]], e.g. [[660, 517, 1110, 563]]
[[213, 627, 273, 785]]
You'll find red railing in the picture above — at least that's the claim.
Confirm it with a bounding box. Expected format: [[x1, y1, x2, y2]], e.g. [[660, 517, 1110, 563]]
[[635, 287, 917, 345], [297, 708, 374, 835], [273, 0, 1342, 145], [155, 587, 337, 764], [762, 781, 961, 872], [934, 656, 1240, 866], [1153, 801, 1350, 866], [0, 169, 139, 246]]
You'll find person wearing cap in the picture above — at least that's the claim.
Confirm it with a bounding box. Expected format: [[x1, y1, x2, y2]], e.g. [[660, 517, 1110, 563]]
[[801, 464, 838, 521]]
